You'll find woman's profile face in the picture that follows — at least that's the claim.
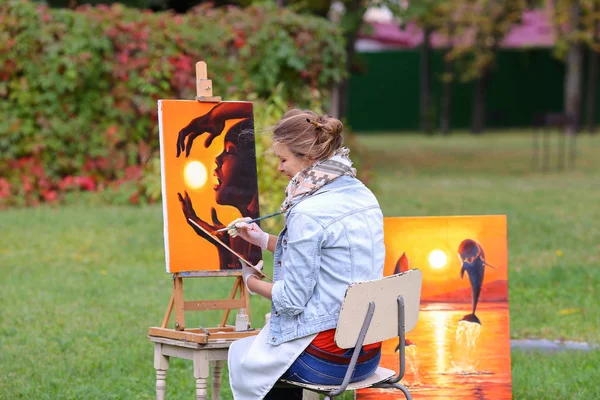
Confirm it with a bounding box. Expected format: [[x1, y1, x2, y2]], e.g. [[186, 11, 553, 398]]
[[214, 139, 243, 204], [213, 121, 257, 207], [273, 142, 308, 180]]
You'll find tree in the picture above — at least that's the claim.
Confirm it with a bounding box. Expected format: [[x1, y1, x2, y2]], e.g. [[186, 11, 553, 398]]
[[449, 0, 527, 134], [439, 18, 456, 135], [396, 0, 453, 134], [336, 0, 370, 120], [288, 1, 399, 119], [581, 0, 600, 134], [551, 0, 600, 135], [557, 0, 584, 133]]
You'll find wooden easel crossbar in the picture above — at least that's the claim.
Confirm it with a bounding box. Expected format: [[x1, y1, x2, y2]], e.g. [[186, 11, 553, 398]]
[[148, 271, 257, 344]]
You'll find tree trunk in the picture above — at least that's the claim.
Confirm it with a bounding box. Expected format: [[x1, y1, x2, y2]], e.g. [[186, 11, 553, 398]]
[[336, 40, 354, 121], [440, 23, 455, 136], [586, 49, 598, 134], [471, 71, 489, 134], [564, 1, 583, 134], [440, 68, 452, 136], [329, 82, 340, 119], [336, 0, 366, 120], [421, 27, 433, 134], [586, 1, 599, 135]]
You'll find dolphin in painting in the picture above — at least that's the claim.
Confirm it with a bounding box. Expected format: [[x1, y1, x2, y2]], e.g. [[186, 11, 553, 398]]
[[457, 239, 496, 325], [394, 252, 415, 350]]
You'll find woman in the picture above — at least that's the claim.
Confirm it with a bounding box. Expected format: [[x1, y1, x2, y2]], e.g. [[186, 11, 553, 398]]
[[226, 109, 385, 399], [176, 102, 262, 269]]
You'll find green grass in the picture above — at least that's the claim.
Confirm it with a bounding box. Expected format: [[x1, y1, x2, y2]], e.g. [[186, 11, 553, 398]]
[[0, 131, 598, 399], [511, 350, 600, 399], [356, 131, 600, 343]]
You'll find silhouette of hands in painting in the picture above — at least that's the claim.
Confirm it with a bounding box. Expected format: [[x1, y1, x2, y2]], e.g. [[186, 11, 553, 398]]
[[178, 191, 228, 242], [178, 191, 236, 269], [175, 102, 253, 157], [176, 112, 225, 157]]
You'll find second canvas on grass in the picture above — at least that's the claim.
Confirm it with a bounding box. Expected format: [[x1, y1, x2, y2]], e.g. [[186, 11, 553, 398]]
[[358, 215, 512, 399]]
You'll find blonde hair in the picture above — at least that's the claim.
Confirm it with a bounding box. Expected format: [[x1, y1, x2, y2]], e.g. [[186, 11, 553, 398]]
[[272, 109, 344, 161]]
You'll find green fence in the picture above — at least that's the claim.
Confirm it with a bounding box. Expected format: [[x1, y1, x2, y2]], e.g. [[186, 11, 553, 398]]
[[348, 49, 596, 132]]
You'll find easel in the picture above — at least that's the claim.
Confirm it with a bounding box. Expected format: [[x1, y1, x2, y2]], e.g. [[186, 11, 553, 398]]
[[148, 61, 261, 344], [148, 61, 265, 400]]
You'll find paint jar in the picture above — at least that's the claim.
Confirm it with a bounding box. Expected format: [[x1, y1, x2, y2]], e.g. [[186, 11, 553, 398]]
[[235, 308, 249, 331]]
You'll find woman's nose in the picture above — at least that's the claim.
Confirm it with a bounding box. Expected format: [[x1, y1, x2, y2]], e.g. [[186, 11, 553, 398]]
[[278, 162, 284, 172]]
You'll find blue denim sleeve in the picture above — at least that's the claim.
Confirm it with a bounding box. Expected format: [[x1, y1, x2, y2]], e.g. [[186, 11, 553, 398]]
[[271, 211, 324, 317]]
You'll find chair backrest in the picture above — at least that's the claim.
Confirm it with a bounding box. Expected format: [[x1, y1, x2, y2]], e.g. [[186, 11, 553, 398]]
[[334, 269, 422, 349]]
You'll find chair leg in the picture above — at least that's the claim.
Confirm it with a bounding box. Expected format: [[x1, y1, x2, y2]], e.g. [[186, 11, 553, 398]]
[[388, 383, 412, 400], [399, 384, 412, 400], [375, 381, 412, 400]]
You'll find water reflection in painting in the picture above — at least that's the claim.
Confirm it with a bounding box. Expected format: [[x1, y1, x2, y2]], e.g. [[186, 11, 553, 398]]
[[359, 216, 512, 399]]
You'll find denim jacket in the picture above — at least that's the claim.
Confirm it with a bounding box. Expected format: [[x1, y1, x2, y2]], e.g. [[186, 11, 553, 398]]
[[268, 175, 385, 345]]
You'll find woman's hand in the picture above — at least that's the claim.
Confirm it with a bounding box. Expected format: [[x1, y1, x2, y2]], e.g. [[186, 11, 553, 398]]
[[240, 259, 263, 295], [239, 258, 272, 299], [227, 218, 269, 250]]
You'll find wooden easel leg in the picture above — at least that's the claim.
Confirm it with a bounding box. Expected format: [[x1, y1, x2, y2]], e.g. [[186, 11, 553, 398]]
[[240, 277, 252, 326], [193, 351, 210, 400], [161, 294, 174, 329], [219, 277, 242, 327], [211, 360, 224, 400], [173, 275, 185, 331], [154, 343, 169, 400]]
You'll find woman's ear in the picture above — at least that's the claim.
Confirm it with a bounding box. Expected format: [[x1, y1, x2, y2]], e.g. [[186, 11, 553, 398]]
[[304, 158, 317, 168]]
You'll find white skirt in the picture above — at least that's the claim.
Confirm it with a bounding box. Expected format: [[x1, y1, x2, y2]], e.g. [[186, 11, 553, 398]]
[[228, 321, 317, 400]]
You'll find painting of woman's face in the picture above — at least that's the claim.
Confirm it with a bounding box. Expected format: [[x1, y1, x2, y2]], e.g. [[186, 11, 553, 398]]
[[215, 139, 242, 204], [213, 120, 257, 206], [159, 99, 260, 273]]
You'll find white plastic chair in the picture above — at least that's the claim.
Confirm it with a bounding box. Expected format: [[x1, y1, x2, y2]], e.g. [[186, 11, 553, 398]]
[[277, 269, 422, 400]]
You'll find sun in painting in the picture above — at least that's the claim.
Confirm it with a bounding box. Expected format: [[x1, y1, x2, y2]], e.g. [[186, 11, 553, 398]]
[[184, 161, 208, 189], [428, 249, 448, 269]]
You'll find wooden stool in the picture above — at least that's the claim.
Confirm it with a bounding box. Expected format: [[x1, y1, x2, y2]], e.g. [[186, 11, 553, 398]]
[[150, 336, 231, 400], [150, 335, 320, 400]]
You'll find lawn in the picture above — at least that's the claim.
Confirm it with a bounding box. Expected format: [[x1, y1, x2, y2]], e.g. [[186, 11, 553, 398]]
[[0, 131, 598, 399]]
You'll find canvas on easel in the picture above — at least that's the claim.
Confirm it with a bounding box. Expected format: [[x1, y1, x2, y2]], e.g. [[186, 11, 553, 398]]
[[158, 99, 261, 273], [149, 61, 267, 344], [357, 215, 512, 399]]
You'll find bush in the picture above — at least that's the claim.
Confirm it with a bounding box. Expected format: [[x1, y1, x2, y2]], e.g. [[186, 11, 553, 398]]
[[0, 0, 347, 208]]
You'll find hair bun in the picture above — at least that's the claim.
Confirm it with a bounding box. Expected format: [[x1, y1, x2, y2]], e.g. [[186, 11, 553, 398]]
[[321, 115, 344, 138]]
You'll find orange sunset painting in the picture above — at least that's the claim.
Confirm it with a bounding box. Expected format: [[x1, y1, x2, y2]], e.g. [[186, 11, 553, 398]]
[[158, 100, 262, 273], [358, 215, 512, 399]]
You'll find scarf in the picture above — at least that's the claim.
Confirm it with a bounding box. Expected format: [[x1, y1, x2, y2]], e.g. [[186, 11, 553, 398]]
[[281, 147, 357, 212]]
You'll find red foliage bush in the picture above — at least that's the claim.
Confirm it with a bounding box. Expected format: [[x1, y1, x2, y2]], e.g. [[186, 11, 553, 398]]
[[0, 0, 346, 207]]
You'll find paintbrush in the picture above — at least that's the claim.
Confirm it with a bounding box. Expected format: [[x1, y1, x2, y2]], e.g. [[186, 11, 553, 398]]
[[215, 211, 284, 233], [187, 218, 273, 282]]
